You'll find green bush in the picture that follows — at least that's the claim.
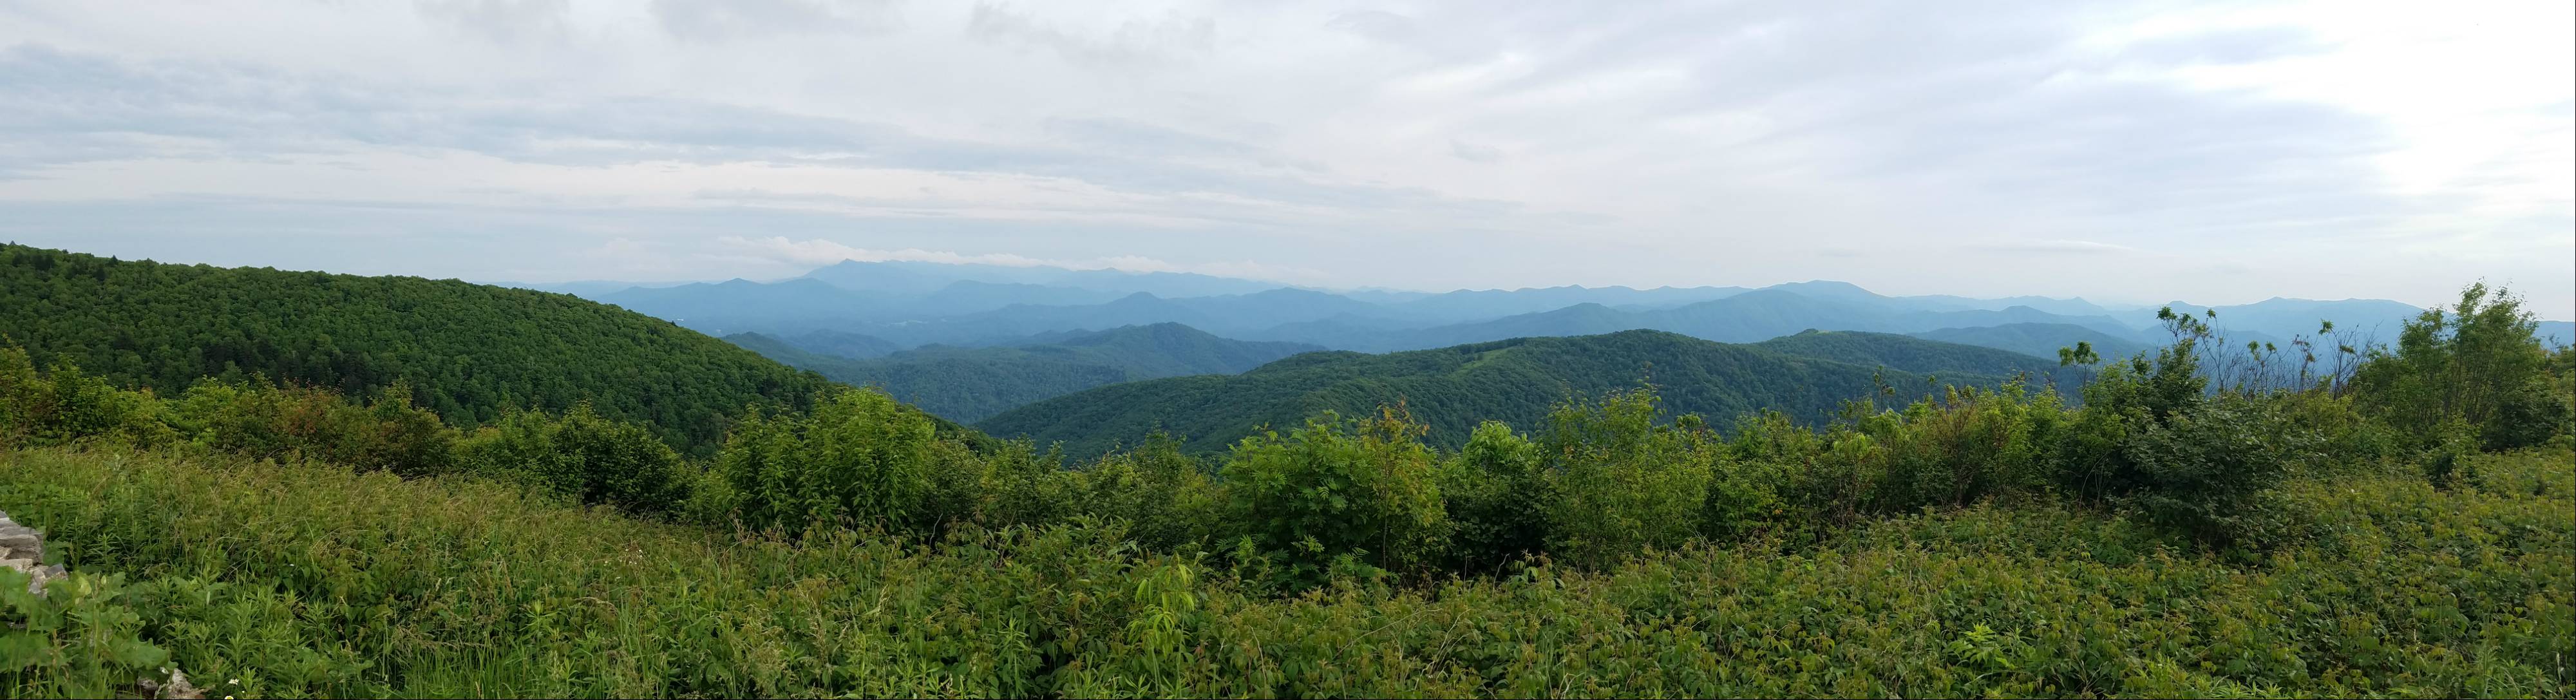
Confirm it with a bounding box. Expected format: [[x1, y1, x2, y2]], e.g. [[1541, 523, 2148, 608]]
[[1217, 408, 1449, 584], [0, 569, 172, 699], [2117, 393, 2309, 544], [2353, 283, 2562, 450], [454, 404, 690, 514], [1439, 421, 1553, 573], [1536, 389, 1719, 568], [710, 388, 942, 534]]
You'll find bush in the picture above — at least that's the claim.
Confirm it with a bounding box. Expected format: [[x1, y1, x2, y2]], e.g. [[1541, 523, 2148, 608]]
[[2117, 394, 2309, 544], [1537, 389, 1718, 568], [1439, 421, 1552, 573], [0, 569, 172, 699], [454, 404, 691, 514], [710, 387, 943, 534], [2352, 282, 2561, 450], [1218, 408, 1449, 585]]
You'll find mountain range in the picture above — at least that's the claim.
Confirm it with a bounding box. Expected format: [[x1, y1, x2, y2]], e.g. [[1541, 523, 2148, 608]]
[[538, 260, 2539, 364], [728, 323, 1321, 422]]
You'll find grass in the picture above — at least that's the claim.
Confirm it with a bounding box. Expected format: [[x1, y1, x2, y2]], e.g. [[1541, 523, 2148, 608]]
[[1, 444, 2567, 697]]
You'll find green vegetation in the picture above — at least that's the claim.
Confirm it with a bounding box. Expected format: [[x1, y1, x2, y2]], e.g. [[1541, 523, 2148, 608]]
[[979, 329, 2065, 457], [0, 279, 2568, 697], [0, 245, 831, 453], [733, 323, 1321, 422]]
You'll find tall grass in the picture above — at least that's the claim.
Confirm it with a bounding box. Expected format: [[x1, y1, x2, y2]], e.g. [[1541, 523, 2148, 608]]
[[3, 444, 2565, 697]]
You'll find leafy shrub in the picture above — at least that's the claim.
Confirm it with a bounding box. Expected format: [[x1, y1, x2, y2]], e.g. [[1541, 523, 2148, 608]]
[[1439, 421, 1553, 573], [454, 404, 690, 513], [1537, 389, 1717, 568], [710, 387, 942, 534], [1218, 408, 1449, 584], [2352, 282, 2561, 449], [0, 569, 171, 699], [2117, 393, 2309, 544], [167, 379, 453, 477]]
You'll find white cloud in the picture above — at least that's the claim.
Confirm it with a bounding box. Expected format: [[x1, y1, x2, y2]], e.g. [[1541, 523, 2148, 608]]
[[0, 0, 2565, 316], [715, 236, 1329, 285]]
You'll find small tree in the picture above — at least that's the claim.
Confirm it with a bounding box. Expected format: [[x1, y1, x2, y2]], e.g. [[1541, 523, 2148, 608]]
[[2351, 283, 2564, 449], [1439, 421, 1552, 573]]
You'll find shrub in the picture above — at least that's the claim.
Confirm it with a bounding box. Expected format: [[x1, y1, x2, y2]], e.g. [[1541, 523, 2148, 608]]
[[711, 387, 942, 534], [1439, 421, 1553, 573], [2352, 282, 2559, 449], [1538, 389, 1717, 568], [2117, 393, 2311, 544], [454, 404, 691, 514], [1218, 408, 1448, 585], [0, 569, 172, 699]]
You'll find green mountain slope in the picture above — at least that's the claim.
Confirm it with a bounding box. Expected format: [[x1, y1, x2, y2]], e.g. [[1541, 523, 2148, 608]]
[[730, 323, 1322, 422], [976, 329, 2042, 456], [1754, 328, 2092, 384], [0, 244, 832, 451], [1908, 323, 2157, 362]]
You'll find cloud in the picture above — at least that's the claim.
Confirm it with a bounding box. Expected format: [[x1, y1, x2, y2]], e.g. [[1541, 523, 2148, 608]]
[[0, 0, 2565, 317], [716, 235, 1329, 283], [1449, 138, 1500, 163], [965, 3, 1216, 68], [650, 0, 900, 43], [415, 0, 571, 46], [1962, 239, 2139, 255]]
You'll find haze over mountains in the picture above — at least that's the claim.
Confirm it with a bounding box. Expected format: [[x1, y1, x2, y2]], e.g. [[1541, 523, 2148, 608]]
[[478, 256, 2576, 429], [518, 257, 2552, 361]]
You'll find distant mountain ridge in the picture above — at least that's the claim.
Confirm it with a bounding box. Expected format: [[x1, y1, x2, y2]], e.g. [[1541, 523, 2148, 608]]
[[728, 323, 1322, 422], [976, 330, 2072, 457], [536, 258, 2566, 361]]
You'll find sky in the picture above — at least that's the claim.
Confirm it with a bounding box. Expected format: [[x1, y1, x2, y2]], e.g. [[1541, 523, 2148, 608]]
[[1, 1, 2569, 316]]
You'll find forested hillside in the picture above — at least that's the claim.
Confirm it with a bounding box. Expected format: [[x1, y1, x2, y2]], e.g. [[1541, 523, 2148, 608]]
[[0, 245, 833, 451], [978, 330, 2043, 456], [731, 323, 1321, 422], [1910, 322, 2157, 361], [1752, 328, 2092, 383]]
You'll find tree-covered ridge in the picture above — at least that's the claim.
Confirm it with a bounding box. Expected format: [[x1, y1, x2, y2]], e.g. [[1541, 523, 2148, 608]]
[[1751, 328, 2092, 383], [0, 244, 832, 452], [1908, 322, 2159, 362], [977, 329, 2041, 456], [730, 323, 1322, 422]]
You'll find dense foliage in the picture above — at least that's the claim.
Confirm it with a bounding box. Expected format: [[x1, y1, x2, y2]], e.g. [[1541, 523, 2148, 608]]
[[733, 323, 1320, 422], [1, 440, 2564, 697], [0, 244, 831, 452], [979, 329, 2056, 457], [0, 279, 2568, 697]]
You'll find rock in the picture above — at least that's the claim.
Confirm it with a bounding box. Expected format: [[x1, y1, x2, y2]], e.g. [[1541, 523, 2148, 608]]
[[0, 511, 55, 596], [138, 665, 206, 699], [1, 558, 57, 595]]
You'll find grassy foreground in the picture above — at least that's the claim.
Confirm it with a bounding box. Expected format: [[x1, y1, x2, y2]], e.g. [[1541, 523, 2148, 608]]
[[2, 444, 2567, 698]]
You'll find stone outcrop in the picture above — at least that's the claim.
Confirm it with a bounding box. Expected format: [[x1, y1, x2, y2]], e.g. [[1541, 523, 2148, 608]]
[[0, 510, 66, 596]]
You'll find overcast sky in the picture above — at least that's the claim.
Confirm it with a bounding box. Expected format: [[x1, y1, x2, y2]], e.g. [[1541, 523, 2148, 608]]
[[1, 1, 2568, 316]]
